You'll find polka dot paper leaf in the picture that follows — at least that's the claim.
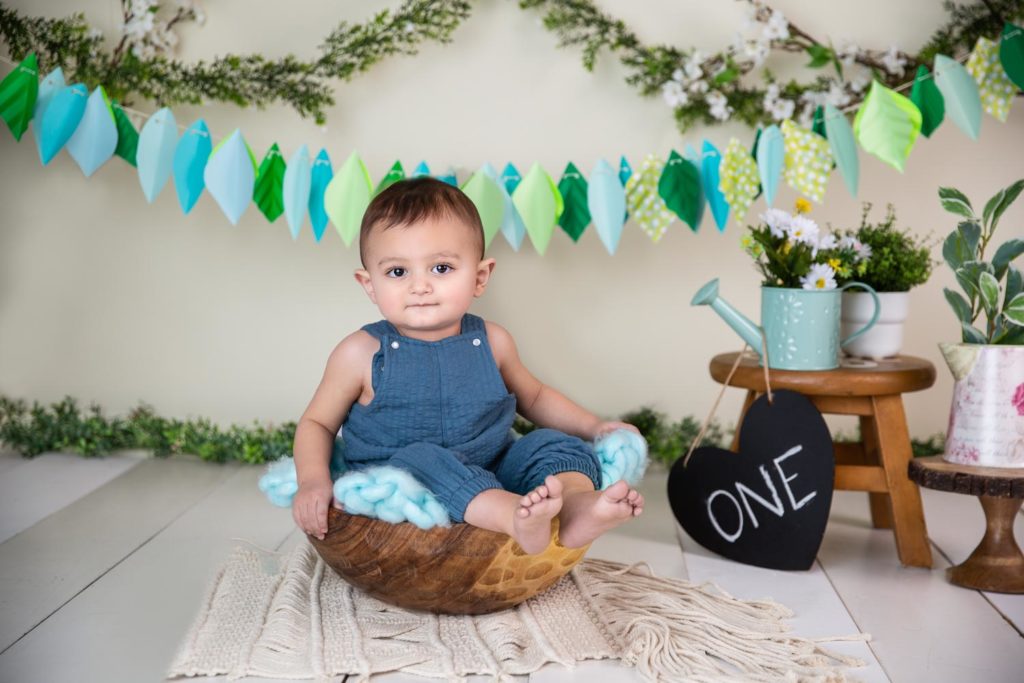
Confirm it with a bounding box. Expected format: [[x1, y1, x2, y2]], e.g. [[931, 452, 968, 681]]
[[967, 36, 1016, 123], [701, 139, 730, 232], [557, 162, 590, 242], [374, 160, 405, 196], [683, 144, 706, 230], [254, 143, 287, 223], [719, 137, 759, 223], [411, 160, 431, 177], [31, 67, 65, 162], [283, 145, 312, 240], [933, 55, 982, 140], [308, 149, 333, 242], [755, 124, 784, 207], [782, 119, 832, 204], [136, 107, 178, 201], [112, 103, 138, 167], [853, 80, 922, 173], [1000, 22, 1024, 91], [66, 86, 117, 177], [909, 64, 945, 137], [626, 153, 674, 243], [462, 167, 504, 248], [823, 104, 859, 198], [0, 53, 38, 141], [324, 151, 372, 246], [484, 162, 526, 251], [588, 158, 626, 255], [38, 83, 87, 165], [659, 149, 702, 233], [512, 162, 558, 255], [172, 119, 212, 214], [203, 129, 255, 225]]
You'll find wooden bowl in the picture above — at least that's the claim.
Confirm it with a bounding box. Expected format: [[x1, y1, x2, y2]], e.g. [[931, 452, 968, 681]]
[[307, 506, 589, 614]]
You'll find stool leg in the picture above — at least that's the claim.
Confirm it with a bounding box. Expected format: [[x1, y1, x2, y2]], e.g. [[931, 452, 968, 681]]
[[871, 395, 932, 568], [731, 390, 758, 452], [860, 415, 893, 529], [947, 496, 1024, 594]]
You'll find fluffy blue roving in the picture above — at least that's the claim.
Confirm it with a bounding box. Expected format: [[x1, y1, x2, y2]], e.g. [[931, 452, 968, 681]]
[[258, 428, 648, 529]]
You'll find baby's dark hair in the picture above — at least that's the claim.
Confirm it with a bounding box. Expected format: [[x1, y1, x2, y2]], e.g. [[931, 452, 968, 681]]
[[359, 177, 485, 267]]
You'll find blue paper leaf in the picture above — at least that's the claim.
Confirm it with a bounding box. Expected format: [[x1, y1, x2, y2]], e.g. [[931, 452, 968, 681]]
[[136, 107, 179, 202], [934, 54, 983, 140], [283, 145, 312, 240], [501, 162, 522, 194], [701, 139, 730, 232], [203, 129, 255, 225], [38, 83, 88, 165], [436, 167, 458, 186], [823, 104, 859, 197], [65, 86, 117, 177], [172, 119, 211, 214], [756, 124, 784, 207], [485, 162, 526, 251], [309, 149, 333, 242], [588, 159, 627, 255], [411, 161, 431, 177], [32, 67, 64, 163]]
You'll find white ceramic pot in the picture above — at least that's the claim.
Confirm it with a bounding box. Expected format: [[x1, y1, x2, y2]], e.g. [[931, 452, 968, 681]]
[[940, 343, 1024, 468], [840, 291, 909, 359]]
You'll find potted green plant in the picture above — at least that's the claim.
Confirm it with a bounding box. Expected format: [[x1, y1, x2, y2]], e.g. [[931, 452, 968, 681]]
[[838, 204, 935, 359], [937, 179, 1024, 468]]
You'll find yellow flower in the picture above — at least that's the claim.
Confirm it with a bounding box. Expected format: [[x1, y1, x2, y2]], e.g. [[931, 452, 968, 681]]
[[794, 197, 812, 214], [828, 258, 841, 269], [782, 240, 793, 255]]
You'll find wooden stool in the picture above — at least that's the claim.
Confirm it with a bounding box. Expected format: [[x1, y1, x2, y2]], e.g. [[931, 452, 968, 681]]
[[909, 456, 1024, 593], [710, 352, 936, 568]]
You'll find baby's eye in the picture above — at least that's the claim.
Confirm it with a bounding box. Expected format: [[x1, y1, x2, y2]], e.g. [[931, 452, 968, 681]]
[[386, 267, 406, 278], [432, 264, 453, 275]]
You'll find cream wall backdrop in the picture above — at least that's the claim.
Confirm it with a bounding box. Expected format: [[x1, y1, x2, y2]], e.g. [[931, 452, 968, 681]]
[[1, 0, 1022, 442]]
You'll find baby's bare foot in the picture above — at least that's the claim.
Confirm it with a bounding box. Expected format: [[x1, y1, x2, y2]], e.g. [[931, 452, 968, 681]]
[[511, 475, 563, 554], [557, 480, 644, 549]]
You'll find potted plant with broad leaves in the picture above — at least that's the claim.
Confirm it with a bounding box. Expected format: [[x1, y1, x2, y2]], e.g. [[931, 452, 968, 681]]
[[938, 179, 1024, 468], [838, 204, 935, 359]]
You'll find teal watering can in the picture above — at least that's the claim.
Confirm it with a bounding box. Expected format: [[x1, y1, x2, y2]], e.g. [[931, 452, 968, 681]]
[[691, 278, 880, 371]]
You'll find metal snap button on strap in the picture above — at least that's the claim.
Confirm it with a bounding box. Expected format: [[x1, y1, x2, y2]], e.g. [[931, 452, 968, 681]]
[[472, 338, 481, 346], [391, 341, 400, 349]]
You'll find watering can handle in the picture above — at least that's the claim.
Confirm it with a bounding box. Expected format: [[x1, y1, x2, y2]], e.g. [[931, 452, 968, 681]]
[[838, 282, 880, 347]]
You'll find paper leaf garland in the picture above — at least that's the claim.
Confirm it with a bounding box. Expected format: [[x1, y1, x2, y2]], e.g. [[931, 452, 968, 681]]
[[626, 153, 674, 243], [853, 80, 922, 173], [701, 140, 729, 231], [933, 54, 982, 140], [172, 119, 211, 214], [137, 107, 179, 202], [324, 151, 372, 246], [909, 64, 945, 137], [756, 125, 784, 207], [781, 119, 832, 204], [254, 143, 286, 223], [719, 138, 759, 223], [512, 163, 558, 255], [658, 150, 701, 233], [557, 162, 590, 242], [588, 158, 626, 255], [412, 161, 431, 177], [683, 144, 706, 230], [485, 162, 526, 251], [0, 53, 38, 141], [283, 145, 312, 240], [203, 129, 255, 225], [309, 149, 333, 242], [32, 67, 65, 162], [618, 156, 632, 185], [436, 168, 458, 186], [823, 104, 859, 197], [967, 36, 1016, 122], [112, 104, 139, 167], [811, 105, 827, 139], [374, 160, 405, 195], [1000, 22, 1024, 90], [39, 83, 88, 165], [461, 168, 504, 248], [65, 86, 117, 177]]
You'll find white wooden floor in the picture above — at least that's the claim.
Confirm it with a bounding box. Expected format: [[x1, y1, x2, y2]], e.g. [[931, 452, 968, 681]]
[[0, 449, 1021, 683]]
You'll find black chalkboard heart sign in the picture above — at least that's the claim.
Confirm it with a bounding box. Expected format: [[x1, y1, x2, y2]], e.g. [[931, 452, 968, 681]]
[[668, 389, 834, 571]]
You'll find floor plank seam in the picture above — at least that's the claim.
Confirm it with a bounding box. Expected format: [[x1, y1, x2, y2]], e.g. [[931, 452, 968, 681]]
[[929, 539, 1024, 639]]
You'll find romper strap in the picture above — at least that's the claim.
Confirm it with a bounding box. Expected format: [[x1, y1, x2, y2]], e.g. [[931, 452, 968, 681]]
[[460, 313, 485, 334], [360, 320, 393, 340]]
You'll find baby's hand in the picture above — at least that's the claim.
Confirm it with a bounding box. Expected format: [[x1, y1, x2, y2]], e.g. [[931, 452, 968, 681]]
[[292, 478, 340, 540], [592, 421, 641, 440]]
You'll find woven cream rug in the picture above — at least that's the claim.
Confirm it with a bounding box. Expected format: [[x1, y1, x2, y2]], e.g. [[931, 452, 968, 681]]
[[167, 543, 866, 682]]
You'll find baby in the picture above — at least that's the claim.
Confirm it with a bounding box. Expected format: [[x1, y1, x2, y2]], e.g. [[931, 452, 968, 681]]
[[291, 177, 644, 554]]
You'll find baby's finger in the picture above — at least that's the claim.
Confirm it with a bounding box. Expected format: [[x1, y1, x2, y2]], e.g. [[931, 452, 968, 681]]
[[315, 497, 328, 537]]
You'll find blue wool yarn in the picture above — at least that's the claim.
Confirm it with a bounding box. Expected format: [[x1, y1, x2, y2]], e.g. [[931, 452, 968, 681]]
[[596, 429, 649, 490], [257, 438, 348, 508]]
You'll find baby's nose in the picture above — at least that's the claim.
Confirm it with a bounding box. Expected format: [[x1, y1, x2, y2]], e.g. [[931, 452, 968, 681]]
[[410, 276, 432, 293]]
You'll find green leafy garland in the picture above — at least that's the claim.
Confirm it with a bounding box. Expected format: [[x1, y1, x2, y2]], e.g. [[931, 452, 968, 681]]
[[0, 395, 944, 466]]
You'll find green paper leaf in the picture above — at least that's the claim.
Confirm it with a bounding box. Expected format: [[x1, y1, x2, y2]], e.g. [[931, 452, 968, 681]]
[[933, 55, 982, 140], [853, 80, 922, 173], [1004, 293, 1024, 326], [909, 64, 944, 137], [512, 163, 558, 255], [557, 162, 590, 242], [658, 150, 701, 232], [374, 160, 405, 196], [938, 187, 974, 218], [805, 44, 832, 69], [112, 103, 138, 167], [0, 53, 38, 141], [461, 169, 504, 248], [324, 152, 372, 246], [992, 239, 1024, 281], [254, 143, 286, 223], [811, 105, 827, 139], [944, 287, 972, 325], [979, 271, 1000, 315], [1000, 22, 1024, 91]]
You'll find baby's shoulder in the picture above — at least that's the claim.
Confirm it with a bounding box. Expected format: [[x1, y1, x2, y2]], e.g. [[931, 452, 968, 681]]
[[483, 320, 519, 364], [326, 330, 379, 370]]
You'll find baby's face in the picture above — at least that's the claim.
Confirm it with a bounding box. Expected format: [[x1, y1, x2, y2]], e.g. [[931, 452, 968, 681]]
[[355, 216, 493, 341]]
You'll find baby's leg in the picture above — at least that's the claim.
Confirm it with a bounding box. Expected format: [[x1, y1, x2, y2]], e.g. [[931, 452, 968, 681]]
[[464, 475, 562, 555]]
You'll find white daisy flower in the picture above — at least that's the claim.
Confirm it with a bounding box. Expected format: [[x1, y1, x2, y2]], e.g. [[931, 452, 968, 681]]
[[787, 215, 820, 245], [801, 263, 838, 290], [760, 208, 792, 237]]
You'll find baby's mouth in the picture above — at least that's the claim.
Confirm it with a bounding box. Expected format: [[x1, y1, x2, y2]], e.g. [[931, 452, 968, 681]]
[[407, 303, 438, 308]]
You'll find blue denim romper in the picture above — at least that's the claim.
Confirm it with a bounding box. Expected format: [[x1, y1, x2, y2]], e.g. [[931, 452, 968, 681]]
[[340, 313, 602, 522]]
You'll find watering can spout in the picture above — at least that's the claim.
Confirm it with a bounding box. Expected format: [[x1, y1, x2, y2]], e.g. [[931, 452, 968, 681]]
[[690, 278, 764, 353]]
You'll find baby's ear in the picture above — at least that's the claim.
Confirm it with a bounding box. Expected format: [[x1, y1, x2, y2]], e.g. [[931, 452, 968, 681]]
[[354, 269, 376, 303], [474, 258, 496, 296]]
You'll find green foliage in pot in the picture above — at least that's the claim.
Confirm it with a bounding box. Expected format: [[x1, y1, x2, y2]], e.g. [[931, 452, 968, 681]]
[[938, 179, 1024, 344], [845, 203, 936, 292]]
